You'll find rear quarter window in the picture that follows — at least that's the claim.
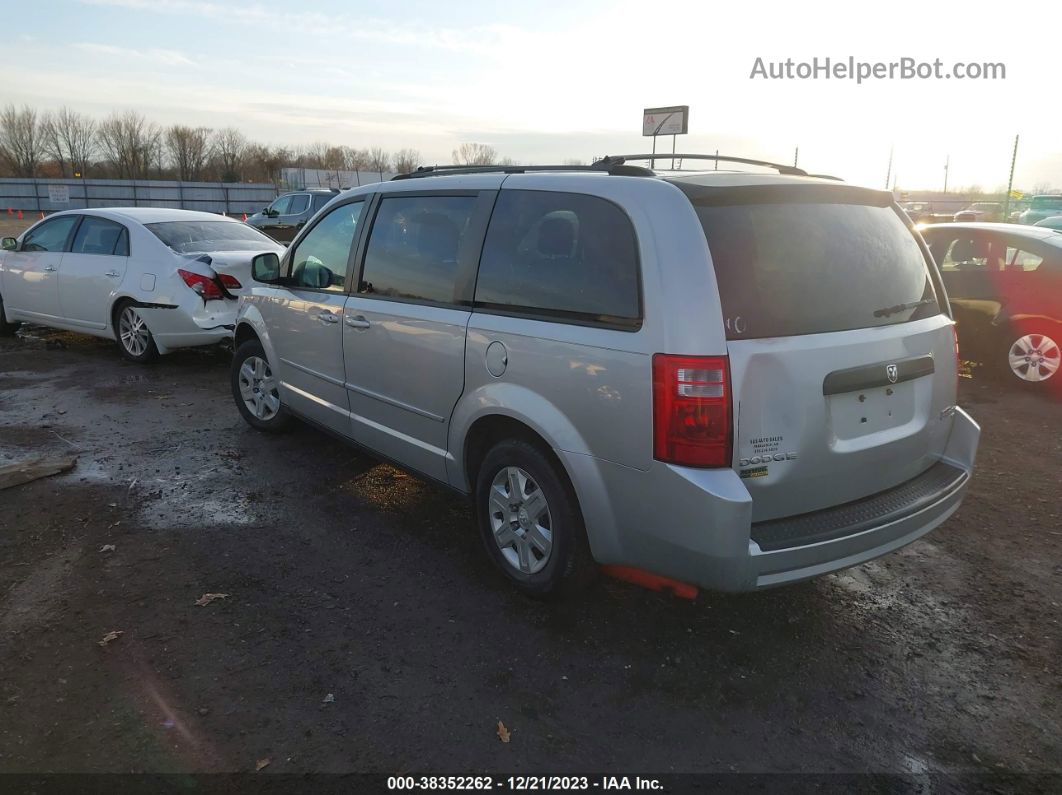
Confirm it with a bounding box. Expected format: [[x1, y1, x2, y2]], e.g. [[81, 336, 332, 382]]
[[474, 189, 641, 328], [692, 194, 940, 339]]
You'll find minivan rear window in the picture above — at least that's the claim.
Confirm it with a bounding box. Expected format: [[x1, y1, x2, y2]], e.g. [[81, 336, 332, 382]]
[[691, 194, 940, 339]]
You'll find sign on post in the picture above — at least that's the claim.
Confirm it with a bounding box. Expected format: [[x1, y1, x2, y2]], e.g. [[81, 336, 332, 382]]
[[642, 106, 689, 137], [48, 184, 70, 205]]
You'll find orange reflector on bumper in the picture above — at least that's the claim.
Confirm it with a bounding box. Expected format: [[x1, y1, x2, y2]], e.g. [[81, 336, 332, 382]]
[[601, 565, 698, 600]]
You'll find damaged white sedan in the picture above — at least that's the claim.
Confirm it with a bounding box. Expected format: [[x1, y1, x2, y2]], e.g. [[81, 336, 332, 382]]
[[0, 208, 284, 362]]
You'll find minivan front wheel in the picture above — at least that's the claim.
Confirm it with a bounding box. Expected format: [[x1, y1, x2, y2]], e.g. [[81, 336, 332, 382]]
[[475, 439, 592, 597], [1005, 328, 1060, 387], [231, 339, 291, 431], [0, 294, 20, 336]]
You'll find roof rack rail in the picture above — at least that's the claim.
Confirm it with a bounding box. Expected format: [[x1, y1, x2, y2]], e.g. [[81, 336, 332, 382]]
[[594, 154, 809, 177], [391, 162, 654, 180]]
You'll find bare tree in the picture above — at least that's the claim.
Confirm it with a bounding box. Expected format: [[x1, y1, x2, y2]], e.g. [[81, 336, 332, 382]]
[[50, 107, 97, 178], [498, 156, 518, 167], [296, 142, 329, 169], [392, 148, 421, 174], [322, 145, 347, 171], [452, 142, 496, 166], [212, 127, 247, 182], [244, 144, 290, 184], [40, 112, 69, 177], [1032, 181, 1054, 195], [0, 105, 43, 177], [96, 110, 161, 179], [343, 147, 371, 172], [165, 125, 213, 181], [367, 147, 391, 177]]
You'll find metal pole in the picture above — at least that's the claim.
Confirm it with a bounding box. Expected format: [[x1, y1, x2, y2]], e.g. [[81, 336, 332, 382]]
[[793, 146, 799, 168], [1003, 134, 1019, 221], [651, 135, 657, 168], [885, 146, 893, 190], [943, 155, 949, 194], [714, 149, 719, 170], [671, 135, 676, 170]]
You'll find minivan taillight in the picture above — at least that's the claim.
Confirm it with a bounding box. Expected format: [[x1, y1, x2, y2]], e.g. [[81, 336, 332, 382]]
[[652, 354, 732, 468]]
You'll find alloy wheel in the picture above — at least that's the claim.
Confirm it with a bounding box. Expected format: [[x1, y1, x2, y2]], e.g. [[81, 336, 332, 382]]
[[1008, 333, 1060, 383], [119, 306, 150, 357], [238, 355, 281, 420], [488, 466, 553, 575]]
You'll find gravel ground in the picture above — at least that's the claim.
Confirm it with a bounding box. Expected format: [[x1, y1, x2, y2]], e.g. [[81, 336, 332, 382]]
[[0, 325, 1059, 792]]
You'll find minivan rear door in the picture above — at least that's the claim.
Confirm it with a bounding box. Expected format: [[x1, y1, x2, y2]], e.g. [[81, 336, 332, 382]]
[[341, 190, 494, 482], [685, 183, 958, 522]]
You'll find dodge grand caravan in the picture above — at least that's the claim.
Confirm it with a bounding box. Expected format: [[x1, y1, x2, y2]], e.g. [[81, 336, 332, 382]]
[[230, 155, 980, 596]]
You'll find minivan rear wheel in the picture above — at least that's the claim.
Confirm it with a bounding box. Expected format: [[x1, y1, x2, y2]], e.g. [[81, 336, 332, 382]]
[[475, 439, 592, 597]]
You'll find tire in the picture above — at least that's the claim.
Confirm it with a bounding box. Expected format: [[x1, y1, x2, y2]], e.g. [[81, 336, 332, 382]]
[[475, 438, 594, 597], [0, 294, 20, 336], [996, 323, 1061, 391], [113, 300, 159, 363], [231, 339, 291, 432]]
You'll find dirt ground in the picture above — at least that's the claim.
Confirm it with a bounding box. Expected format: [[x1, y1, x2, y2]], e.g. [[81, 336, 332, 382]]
[[0, 324, 1059, 791]]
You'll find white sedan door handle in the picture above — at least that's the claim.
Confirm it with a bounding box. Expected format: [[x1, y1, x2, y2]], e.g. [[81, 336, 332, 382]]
[[317, 310, 339, 325], [105, 270, 121, 278], [345, 315, 370, 330]]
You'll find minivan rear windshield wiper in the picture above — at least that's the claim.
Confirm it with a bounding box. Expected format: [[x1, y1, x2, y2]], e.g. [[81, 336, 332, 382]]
[[872, 298, 936, 318]]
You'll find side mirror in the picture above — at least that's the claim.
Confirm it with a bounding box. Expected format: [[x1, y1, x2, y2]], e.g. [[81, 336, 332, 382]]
[[251, 252, 281, 284], [1, 237, 17, 251]]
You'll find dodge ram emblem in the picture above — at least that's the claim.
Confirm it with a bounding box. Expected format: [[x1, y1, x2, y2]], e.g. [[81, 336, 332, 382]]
[[886, 364, 899, 383]]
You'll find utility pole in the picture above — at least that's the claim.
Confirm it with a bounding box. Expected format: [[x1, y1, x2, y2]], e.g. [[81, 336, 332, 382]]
[[943, 155, 950, 194], [1003, 134, 1019, 221], [885, 146, 893, 191], [793, 146, 799, 168]]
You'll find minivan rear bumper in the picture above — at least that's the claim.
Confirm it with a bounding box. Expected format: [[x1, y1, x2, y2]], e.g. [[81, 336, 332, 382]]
[[564, 407, 979, 592]]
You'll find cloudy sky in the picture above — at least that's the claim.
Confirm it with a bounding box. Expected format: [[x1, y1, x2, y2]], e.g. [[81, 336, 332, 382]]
[[2, 0, 1059, 190]]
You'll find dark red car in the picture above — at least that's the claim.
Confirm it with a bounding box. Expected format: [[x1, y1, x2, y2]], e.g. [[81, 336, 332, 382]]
[[921, 222, 1062, 392]]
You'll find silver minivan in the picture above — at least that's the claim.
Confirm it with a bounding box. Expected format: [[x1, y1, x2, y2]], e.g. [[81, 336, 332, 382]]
[[230, 156, 980, 596]]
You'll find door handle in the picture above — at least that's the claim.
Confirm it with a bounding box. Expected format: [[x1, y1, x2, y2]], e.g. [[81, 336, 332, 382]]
[[105, 270, 121, 278], [344, 315, 371, 330], [317, 310, 339, 324], [43, 265, 57, 272]]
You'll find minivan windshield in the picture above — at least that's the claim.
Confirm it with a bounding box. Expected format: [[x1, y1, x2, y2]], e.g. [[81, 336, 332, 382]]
[[689, 191, 940, 339], [146, 220, 276, 253]]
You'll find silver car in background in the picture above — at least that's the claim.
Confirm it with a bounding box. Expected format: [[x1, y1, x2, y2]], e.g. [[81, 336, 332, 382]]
[[229, 156, 980, 596]]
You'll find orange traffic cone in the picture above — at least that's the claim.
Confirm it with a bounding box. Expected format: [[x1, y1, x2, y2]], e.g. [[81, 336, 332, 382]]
[[241, 212, 248, 222], [16, 210, 23, 220]]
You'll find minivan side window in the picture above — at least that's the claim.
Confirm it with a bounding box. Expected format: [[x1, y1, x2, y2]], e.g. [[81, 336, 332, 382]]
[[71, 216, 128, 256], [21, 215, 79, 252], [359, 195, 477, 305], [287, 201, 363, 291], [474, 190, 641, 327]]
